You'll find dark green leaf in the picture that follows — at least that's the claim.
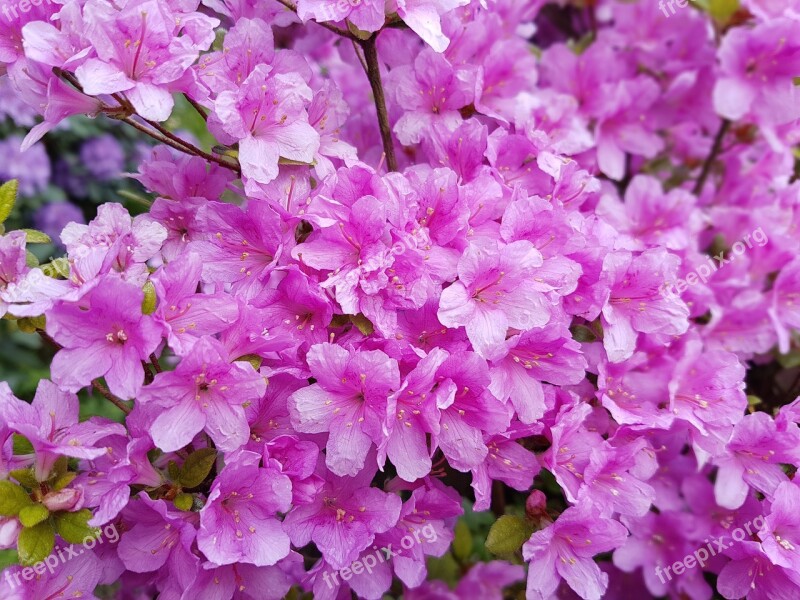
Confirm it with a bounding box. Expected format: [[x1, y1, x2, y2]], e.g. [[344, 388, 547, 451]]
[[179, 448, 217, 488], [18, 505, 50, 528], [17, 521, 55, 566], [0, 481, 33, 516], [54, 509, 98, 544], [485, 515, 535, 556]]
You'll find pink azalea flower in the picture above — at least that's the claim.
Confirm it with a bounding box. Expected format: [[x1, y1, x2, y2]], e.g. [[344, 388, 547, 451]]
[[601, 248, 690, 363], [283, 463, 402, 570], [139, 336, 266, 452], [523, 503, 629, 600], [288, 343, 400, 476], [198, 450, 292, 566], [213, 63, 319, 186], [438, 240, 551, 360], [0, 379, 124, 480], [75, 0, 219, 120], [47, 274, 163, 399]]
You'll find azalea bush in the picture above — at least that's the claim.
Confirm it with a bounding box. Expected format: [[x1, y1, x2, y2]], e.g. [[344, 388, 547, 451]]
[[1, 0, 800, 598]]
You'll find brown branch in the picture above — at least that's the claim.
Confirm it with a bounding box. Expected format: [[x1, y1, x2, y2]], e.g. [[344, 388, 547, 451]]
[[114, 115, 241, 174], [351, 39, 369, 75], [693, 119, 730, 196], [150, 353, 163, 374], [53, 68, 240, 175], [184, 94, 209, 121], [91, 380, 132, 415], [360, 35, 398, 172]]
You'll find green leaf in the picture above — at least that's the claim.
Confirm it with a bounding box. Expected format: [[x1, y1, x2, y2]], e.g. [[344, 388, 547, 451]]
[[41, 258, 71, 279], [708, 0, 739, 22], [350, 314, 374, 336], [235, 354, 262, 371], [18, 505, 50, 528], [25, 251, 39, 268], [794, 76, 800, 86], [9, 468, 39, 490], [0, 180, 18, 224], [12, 434, 34, 455], [20, 229, 52, 245], [51, 456, 69, 480], [0, 481, 33, 516], [0, 548, 18, 569], [346, 20, 372, 40], [425, 552, 460, 586], [777, 349, 800, 369], [485, 515, 535, 556], [167, 460, 181, 481], [142, 280, 157, 315], [452, 519, 473, 561], [570, 324, 597, 343], [52, 472, 78, 492], [179, 448, 217, 488], [17, 316, 45, 334], [17, 521, 55, 566], [174, 493, 193, 511], [54, 509, 98, 544]]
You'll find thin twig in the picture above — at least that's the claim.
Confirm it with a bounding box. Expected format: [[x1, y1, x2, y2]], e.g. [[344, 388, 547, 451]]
[[351, 39, 369, 75], [693, 119, 730, 196], [92, 380, 132, 415], [360, 35, 398, 172], [54, 68, 240, 174], [116, 115, 241, 174], [184, 94, 209, 121], [150, 353, 163, 374]]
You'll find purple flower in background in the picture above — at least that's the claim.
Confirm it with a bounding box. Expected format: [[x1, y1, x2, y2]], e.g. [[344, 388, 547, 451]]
[[80, 134, 126, 180], [0, 135, 50, 197], [0, 77, 38, 126], [53, 158, 88, 198], [33, 202, 85, 246]]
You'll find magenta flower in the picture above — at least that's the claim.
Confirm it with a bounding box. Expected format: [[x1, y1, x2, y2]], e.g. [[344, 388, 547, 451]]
[[288, 343, 400, 476], [438, 240, 551, 360], [0, 379, 124, 480], [213, 64, 319, 186], [46, 274, 162, 399], [198, 450, 292, 566], [151, 251, 239, 356], [488, 322, 587, 423], [713, 18, 800, 128], [523, 503, 629, 600], [283, 465, 402, 569], [139, 336, 266, 452], [118, 492, 198, 574], [601, 248, 689, 363], [389, 49, 473, 145], [714, 412, 800, 510], [192, 199, 291, 298], [74, 0, 219, 121]]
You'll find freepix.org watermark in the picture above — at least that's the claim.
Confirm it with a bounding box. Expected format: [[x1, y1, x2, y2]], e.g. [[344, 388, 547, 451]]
[[2, 0, 54, 23], [3, 523, 119, 588], [322, 523, 438, 589], [655, 514, 765, 583], [660, 227, 768, 298]]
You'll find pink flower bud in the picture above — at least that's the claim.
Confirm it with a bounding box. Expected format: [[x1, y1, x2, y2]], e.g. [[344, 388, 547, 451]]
[[42, 488, 82, 512]]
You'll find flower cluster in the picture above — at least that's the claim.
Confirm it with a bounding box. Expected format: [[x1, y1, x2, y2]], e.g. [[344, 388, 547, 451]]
[[0, 0, 800, 599]]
